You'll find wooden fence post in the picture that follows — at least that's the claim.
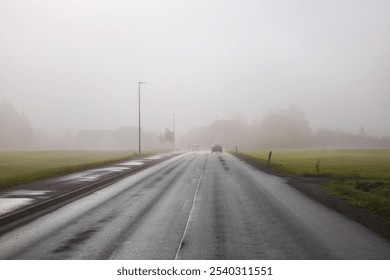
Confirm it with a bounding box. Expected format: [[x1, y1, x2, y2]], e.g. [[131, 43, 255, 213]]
[[267, 151, 272, 169]]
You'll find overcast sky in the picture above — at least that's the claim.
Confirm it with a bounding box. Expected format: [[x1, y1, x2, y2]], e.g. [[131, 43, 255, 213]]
[[1, 0, 389, 137]]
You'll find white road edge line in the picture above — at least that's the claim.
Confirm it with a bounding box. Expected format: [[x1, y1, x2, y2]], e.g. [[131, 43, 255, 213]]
[[174, 153, 208, 260]]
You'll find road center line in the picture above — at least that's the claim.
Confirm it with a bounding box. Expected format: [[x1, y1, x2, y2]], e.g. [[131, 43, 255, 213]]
[[174, 153, 208, 260]]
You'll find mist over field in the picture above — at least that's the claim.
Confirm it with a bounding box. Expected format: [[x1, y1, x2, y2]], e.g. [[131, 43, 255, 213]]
[[1, 0, 390, 150]]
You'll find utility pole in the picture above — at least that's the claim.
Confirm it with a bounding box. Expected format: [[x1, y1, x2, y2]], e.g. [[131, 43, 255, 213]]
[[173, 114, 176, 150], [138, 82, 146, 156]]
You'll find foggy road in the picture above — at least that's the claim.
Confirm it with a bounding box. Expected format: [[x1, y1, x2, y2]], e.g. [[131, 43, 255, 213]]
[[1, 152, 390, 260]]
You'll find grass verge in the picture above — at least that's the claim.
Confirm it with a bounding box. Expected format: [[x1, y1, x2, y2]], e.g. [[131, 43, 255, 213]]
[[0, 150, 143, 189]]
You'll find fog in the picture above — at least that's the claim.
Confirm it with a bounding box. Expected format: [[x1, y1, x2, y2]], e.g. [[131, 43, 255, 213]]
[[1, 0, 390, 150]]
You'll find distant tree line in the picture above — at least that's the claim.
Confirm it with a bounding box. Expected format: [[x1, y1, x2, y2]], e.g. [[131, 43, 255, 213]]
[[33, 127, 160, 151], [0, 99, 160, 151], [179, 106, 390, 150], [2, 100, 390, 151], [0, 100, 34, 150], [158, 128, 174, 149]]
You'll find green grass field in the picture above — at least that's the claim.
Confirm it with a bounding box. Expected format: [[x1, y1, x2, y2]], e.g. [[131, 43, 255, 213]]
[[0, 151, 139, 189], [239, 149, 390, 221]]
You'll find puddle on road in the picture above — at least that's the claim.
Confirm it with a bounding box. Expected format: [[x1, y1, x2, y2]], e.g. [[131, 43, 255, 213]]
[[79, 176, 99, 182], [97, 166, 130, 172], [1, 190, 53, 197], [0, 198, 33, 216], [117, 161, 144, 166], [145, 156, 163, 160], [57, 170, 97, 181], [58, 166, 131, 183]]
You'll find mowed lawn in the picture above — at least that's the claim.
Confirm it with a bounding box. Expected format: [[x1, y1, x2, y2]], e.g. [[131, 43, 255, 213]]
[[0, 151, 137, 189], [239, 149, 390, 221]]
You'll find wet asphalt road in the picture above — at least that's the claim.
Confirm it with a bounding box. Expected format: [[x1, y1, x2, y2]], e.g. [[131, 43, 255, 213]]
[[1, 152, 390, 259]]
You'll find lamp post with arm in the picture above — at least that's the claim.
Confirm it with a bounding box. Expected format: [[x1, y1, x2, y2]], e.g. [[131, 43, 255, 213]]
[[138, 82, 146, 156], [173, 113, 176, 150]]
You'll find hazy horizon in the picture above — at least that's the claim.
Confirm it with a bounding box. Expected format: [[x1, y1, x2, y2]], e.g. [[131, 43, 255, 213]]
[[1, 0, 390, 138]]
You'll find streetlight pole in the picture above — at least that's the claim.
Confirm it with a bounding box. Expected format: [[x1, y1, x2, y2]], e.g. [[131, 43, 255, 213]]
[[138, 81, 146, 156], [172, 114, 176, 150]]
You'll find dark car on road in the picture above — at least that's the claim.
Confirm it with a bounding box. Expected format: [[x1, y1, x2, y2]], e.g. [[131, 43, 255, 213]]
[[192, 144, 200, 151], [211, 143, 223, 153]]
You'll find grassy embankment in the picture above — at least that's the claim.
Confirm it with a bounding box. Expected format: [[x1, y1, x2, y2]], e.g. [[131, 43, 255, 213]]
[[238, 150, 390, 222], [0, 151, 142, 189]]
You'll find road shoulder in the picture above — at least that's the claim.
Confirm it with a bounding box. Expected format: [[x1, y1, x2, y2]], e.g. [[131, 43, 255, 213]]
[[233, 152, 390, 241]]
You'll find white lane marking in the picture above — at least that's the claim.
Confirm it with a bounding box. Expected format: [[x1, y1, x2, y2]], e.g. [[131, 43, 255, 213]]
[[174, 154, 208, 260]]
